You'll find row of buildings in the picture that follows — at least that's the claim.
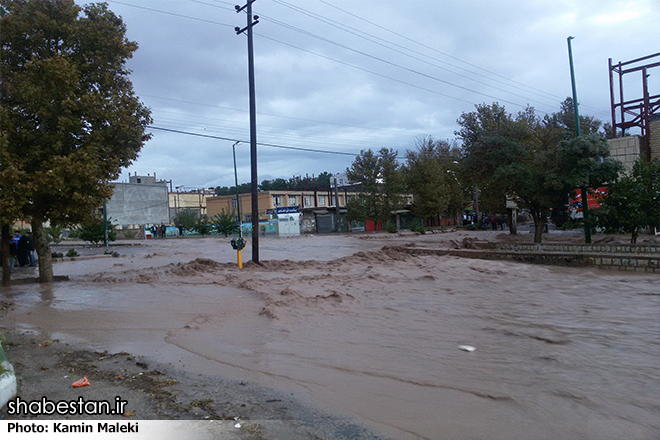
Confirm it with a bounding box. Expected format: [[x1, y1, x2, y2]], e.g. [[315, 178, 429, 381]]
[[106, 173, 419, 236]]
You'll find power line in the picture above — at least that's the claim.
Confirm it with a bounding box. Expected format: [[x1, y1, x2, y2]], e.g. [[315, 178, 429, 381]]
[[112, 0, 545, 111], [149, 126, 366, 156], [256, 16, 529, 110], [269, 0, 560, 111], [140, 94, 425, 137], [109, 0, 235, 27], [256, 34, 477, 106], [314, 0, 566, 103]]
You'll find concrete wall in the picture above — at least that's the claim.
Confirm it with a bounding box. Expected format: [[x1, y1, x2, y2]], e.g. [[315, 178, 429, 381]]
[[607, 135, 643, 173], [650, 114, 660, 161], [107, 182, 170, 227], [168, 192, 213, 219]]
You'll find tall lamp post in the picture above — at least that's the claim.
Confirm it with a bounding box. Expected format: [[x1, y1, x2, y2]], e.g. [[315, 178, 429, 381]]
[[567, 36, 591, 244]]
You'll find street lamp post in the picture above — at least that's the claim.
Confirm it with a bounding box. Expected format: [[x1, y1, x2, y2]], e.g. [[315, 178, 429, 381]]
[[567, 36, 591, 244]]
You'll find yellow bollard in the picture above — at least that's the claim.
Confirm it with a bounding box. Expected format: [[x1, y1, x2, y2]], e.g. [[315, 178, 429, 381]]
[[237, 249, 243, 269]]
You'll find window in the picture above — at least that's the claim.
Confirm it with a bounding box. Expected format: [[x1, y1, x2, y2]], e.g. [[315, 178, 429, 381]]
[[318, 195, 326, 206], [304, 196, 312, 207], [273, 195, 281, 206], [231, 198, 238, 209], [288, 195, 297, 206]]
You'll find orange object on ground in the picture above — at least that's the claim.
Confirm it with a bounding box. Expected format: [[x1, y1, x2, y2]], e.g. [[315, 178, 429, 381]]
[[71, 376, 90, 388]]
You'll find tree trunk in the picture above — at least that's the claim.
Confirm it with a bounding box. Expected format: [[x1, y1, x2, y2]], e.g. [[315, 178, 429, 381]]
[[1, 224, 11, 288], [531, 210, 545, 243], [631, 228, 639, 244], [32, 220, 54, 283]]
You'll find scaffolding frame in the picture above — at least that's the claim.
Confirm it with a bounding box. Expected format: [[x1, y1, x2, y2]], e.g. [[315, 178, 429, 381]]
[[609, 52, 660, 161]]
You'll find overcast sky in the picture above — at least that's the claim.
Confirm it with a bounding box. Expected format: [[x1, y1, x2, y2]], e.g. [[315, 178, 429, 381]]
[[101, 0, 658, 190]]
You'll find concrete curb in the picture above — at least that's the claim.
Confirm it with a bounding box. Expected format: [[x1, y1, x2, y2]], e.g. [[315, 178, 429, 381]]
[[0, 342, 17, 410], [388, 245, 660, 272]]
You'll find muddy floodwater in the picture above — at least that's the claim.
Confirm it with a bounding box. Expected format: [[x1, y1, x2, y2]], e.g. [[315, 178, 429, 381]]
[[4, 233, 660, 439]]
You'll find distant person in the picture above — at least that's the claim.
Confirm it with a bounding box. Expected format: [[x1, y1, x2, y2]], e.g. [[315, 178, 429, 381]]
[[9, 240, 18, 273], [499, 214, 508, 231], [17, 234, 30, 267], [26, 232, 37, 266]]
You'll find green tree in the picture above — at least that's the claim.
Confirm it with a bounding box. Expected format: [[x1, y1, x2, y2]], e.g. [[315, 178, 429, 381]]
[[259, 178, 288, 191], [314, 172, 333, 190], [211, 210, 239, 237], [595, 159, 660, 243], [546, 98, 604, 139], [456, 102, 520, 215], [346, 148, 406, 227], [192, 217, 212, 236], [172, 209, 197, 232], [0, 132, 28, 286], [457, 102, 620, 242], [216, 183, 251, 195], [44, 225, 65, 244], [405, 137, 463, 220], [76, 216, 117, 245], [0, 0, 152, 282]]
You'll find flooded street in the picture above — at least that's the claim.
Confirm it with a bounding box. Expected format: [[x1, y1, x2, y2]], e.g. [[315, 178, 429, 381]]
[[3, 233, 660, 439]]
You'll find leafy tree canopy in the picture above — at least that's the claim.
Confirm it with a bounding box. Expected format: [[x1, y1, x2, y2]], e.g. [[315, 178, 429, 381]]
[[211, 210, 240, 237], [0, 0, 152, 281], [216, 172, 334, 195], [346, 148, 407, 224], [456, 101, 621, 242], [172, 209, 198, 231], [595, 159, 660, 243], [404, 137, 463, 219], [75, 216, 117, 245]]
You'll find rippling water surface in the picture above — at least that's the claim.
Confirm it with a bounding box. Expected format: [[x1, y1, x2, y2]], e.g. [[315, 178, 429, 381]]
[[4, 236, 659, 439]]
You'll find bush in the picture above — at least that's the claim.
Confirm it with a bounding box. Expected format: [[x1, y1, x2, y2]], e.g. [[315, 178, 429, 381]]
[[172, 209, 198, 231], [385, 221, 397, 233], [210, 211, 239, 237], [410, 223, 425, 234], [44, 225, 64, 244], [66, 249, 79, 258], [76, 217, 117, 244], [192, 217, 212, 236], [562, 220, 583, 230]]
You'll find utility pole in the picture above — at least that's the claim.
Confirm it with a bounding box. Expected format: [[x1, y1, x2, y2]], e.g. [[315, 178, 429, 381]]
[[567, 36, 591, 244], [235, 1, 260, 263]]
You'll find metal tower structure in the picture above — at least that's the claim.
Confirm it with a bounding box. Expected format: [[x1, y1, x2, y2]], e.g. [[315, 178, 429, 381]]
[[609, 52, 660, 161]]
